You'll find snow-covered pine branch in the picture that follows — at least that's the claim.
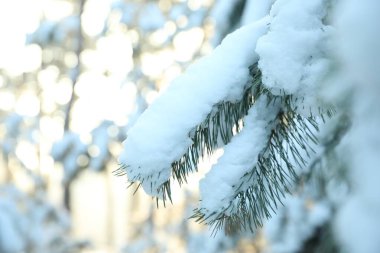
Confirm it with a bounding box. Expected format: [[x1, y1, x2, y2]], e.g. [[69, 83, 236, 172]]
[[119, 0, 333, 233], [193, 90, 321, 234], [118, 17, 270, 200]]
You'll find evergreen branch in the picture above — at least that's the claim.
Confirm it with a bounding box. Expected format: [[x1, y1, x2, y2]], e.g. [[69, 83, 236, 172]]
[[191, 91, 322, 234], [117, 64, 264, 204], [118, 64, 327, 223], [298, 113, 351, 194], [147, 64, 264, 204]]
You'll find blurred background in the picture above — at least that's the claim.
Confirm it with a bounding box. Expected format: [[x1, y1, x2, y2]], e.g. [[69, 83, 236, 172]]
[[0, 0, 260, 252]]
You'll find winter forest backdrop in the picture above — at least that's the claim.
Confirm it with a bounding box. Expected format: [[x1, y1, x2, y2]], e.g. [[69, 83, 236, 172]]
[[1, 0, 379, 253]]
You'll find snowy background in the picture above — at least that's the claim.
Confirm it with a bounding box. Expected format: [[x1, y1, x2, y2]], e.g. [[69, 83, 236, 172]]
[[1, 0, 379, 253], [0, 0, 253, 252]]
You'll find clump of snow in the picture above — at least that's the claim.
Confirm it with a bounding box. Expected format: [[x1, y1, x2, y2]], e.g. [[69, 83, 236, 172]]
[[89, 121, 112, 171], [0, 113, 23, 155], [199, 97, 280, 218], [120, 17, 270, 196], [256, 0, 331, 114], [51, 131, 88, 183]]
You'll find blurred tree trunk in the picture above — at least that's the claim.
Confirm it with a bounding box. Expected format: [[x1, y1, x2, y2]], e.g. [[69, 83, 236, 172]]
[[63, 0, 85, 211]]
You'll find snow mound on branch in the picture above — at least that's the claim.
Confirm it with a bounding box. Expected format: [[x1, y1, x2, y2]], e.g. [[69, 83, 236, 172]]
[[256, 0, 331, 106], [120, 17, 270, 196], [200, 97, 280, 218]]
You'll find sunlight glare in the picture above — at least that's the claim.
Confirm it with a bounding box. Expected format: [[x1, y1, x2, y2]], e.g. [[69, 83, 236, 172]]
[[54, 78, 73, 105], [40, 116, 64, 140], [15, 141, 39, 170], [96, 34, 134, 76], [82, 0, 110, 37], [141, 50, 175, 77], [43, 0, 74, 21], [23, 44, 42, 72], [0, 92, 16, 111], [72, 72, 137, 133], [173, 28, 204, 62], [15, 92, 40, 117]]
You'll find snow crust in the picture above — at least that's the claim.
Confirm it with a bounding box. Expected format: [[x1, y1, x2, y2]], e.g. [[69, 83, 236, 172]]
[[256, 0, 331, 111], [120, 17, 270, 196], [199, 97, 280, 217]]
